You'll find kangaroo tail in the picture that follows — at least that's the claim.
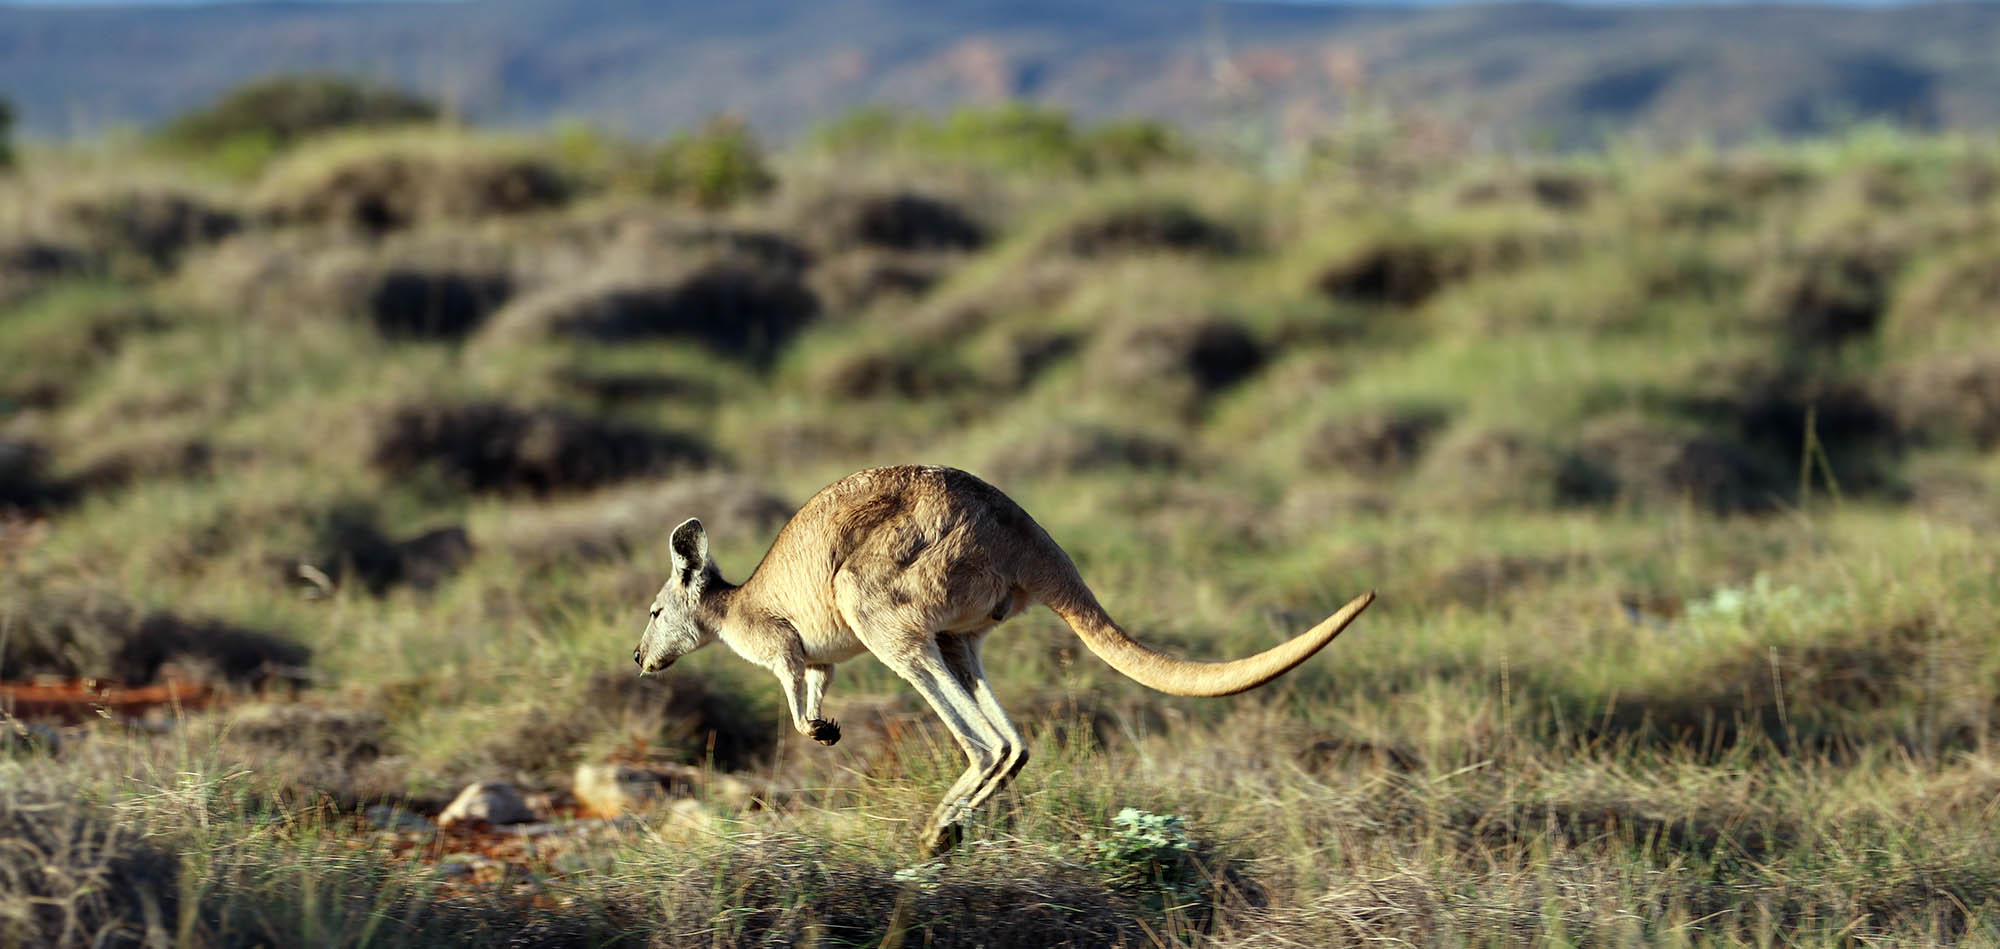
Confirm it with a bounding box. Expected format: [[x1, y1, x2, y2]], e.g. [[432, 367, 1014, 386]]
[[1042, 576, 1374, 697]]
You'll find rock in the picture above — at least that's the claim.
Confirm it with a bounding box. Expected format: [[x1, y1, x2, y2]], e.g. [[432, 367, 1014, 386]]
[[575, 763, 672, 817], [573, 761, 785, 817], [363, 804, 434, 833], [437, 780, 535, 827]]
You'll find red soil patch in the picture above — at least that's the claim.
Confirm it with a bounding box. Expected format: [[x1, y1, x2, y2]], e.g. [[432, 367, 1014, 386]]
[[0, 677, 215, 723]]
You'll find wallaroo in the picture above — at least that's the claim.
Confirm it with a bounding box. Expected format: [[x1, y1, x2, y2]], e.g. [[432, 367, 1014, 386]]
[[634, 464, 1374, 855]]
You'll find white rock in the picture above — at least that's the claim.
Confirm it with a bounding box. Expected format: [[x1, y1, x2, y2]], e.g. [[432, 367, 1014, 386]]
[[437, 780, 535, 827]]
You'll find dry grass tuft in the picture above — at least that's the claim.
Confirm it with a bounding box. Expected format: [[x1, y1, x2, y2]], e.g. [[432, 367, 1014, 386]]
[[1885, 351, 2000, 450], [491, 475, 793, 568], [983, 423, 1184, 482], [1412, 427, 1604, 510], [258, 142, 570, 233], [467, 669, 777, 780], [0, 779, 180, 949]]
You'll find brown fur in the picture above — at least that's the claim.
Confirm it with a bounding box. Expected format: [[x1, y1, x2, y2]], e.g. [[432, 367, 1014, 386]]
[[635, 464, 1373, 855]]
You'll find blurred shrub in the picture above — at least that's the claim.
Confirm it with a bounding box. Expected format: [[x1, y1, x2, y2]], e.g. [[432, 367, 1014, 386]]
[[647, 115, 775, 209], [0, 95, 14, 171], [811, 103, 1189, 175], [369, 401, 714, 496], [155, 74, 441, 175]]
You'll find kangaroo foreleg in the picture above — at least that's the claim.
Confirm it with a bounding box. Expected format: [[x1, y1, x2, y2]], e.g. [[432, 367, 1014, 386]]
[[804, 664, 839, 744], [773, 659, 841, 745]]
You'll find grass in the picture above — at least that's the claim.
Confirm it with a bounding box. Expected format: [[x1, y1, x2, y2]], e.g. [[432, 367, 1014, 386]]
[[2, 107, 1998, 945]]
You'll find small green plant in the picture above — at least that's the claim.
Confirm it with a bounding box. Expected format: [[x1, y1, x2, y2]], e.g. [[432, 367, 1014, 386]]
[[1080, 808, 1200, 899], [647, 115, 775, 210]]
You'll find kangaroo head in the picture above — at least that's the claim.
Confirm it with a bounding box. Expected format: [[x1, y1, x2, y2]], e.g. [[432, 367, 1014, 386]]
[[635, 517, 721, 675]]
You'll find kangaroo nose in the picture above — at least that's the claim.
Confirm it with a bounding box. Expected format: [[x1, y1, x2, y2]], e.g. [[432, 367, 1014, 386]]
[[633, 647, 642, 666]]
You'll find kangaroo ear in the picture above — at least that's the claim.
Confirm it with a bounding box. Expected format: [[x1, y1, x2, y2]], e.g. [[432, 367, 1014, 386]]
[[669, 517, 710, 585]]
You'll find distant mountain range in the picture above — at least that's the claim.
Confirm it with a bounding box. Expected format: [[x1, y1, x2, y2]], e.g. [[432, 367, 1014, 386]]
[[5, 0, 1999, 148]]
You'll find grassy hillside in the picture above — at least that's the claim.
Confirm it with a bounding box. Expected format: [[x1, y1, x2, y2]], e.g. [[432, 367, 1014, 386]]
[[2, 102, 1999, 945], [8, 0, 2000, 148]]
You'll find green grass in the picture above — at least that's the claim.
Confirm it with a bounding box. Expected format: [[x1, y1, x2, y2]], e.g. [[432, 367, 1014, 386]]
[[3, 115, 1999, 946]]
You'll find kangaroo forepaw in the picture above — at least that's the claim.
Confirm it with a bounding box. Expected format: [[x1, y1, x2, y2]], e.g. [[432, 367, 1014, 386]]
[[807, 718, 841, 745], [921, 821, 964, 857]]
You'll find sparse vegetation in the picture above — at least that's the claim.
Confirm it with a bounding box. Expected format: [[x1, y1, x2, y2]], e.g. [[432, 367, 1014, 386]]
[[646, 115, 775, 209], [2, 81, 1997, 945]]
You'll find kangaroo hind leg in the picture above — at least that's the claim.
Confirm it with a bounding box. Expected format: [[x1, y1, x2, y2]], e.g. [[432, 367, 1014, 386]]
[[938, 632, 1028, 816]]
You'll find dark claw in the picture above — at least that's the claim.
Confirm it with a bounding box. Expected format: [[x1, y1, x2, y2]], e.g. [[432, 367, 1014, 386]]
[[807, 718, 841, 745], [923, 821, 965, 857]]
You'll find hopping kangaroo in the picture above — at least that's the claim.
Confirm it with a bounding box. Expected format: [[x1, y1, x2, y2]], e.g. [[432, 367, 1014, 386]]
[[634, 465, 1374, 855]]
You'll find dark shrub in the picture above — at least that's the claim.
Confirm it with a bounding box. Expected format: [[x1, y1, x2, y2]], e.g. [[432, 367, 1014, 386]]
[[1304, 408, 1450, 475], [0, 585, 309, 687], [1094, 317, 1264, 394], [0, 239, 94, 307], [488, 257, 819, 360], [316, 261, 514, 339], [369, 402, 713, 496], [158, 74, 438, 151], [0, 96, 13, 170], [1414, 428, 1610, 510], [56, 188, 240, 269], [1677, 365, 1902, 495], [294, 502, 473, 596], [1455, 170, 1598, 210], [1747, 246, 1896, 346], [471, 669, 777, 778], [1053, 201, 1239, 257], [807, 191, 986, 251], [0, 440, 73, 513], [1573, 415, 1777, 514]]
